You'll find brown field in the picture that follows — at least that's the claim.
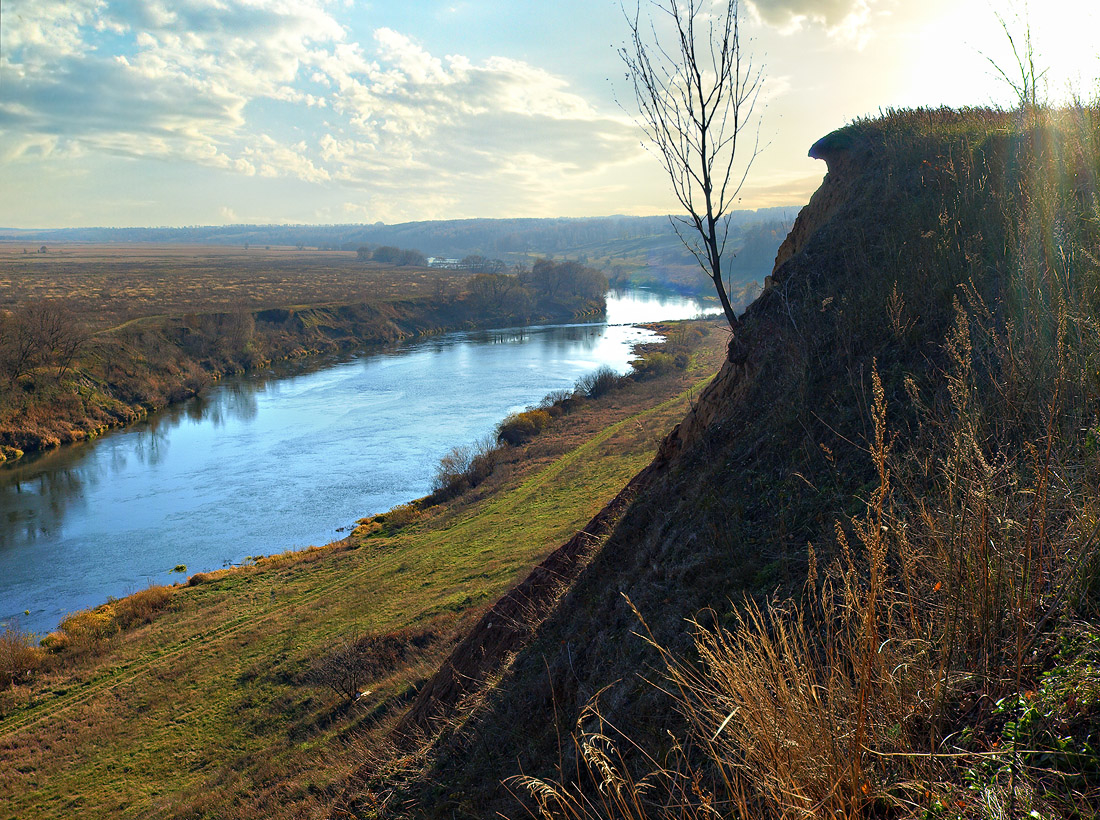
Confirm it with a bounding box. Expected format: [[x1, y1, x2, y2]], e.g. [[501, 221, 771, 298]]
[[0, 243, 471, 330]]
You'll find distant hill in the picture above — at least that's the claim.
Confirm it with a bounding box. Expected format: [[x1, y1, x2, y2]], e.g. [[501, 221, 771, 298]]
[[0, 211, 799, 257], [0, 211, 799, 297]]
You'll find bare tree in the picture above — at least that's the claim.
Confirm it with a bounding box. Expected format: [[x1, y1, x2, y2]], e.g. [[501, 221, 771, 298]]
[[0, 301, 89, 386], [620, 0, 763, 333], [983, 5, 1047, 111], [306, 633, 372, 702], [0, 310, 41, 388]]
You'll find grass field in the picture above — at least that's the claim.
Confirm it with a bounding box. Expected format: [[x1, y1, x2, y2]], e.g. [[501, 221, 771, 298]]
[[0, 243, 470, 331], [0, 319, 728, 819]]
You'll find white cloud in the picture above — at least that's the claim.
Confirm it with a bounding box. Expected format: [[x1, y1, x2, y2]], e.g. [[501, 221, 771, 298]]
[[748, 0, 876, 40], [1, 0, 345, 174], [318, 29, 638, 189], [0, 1, 649, 219], [2, 0, 105, 59], [242, 135, 332, 183]]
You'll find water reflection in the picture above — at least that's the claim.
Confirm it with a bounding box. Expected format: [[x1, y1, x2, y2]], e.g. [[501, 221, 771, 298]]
[[606, 286, 720, 324], [0, 289, 717, 634], [0, 374, 268, 553]]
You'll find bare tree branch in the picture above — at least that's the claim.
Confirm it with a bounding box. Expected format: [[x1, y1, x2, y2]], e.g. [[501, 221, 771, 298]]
[[619, 0, 764, 333]]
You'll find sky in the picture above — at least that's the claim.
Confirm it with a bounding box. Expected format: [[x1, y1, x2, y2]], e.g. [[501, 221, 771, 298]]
[[1, 0, 1098, 228]]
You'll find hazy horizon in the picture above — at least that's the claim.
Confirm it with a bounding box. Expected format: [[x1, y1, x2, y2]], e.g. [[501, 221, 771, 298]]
[[3, 0, 1097, 229]]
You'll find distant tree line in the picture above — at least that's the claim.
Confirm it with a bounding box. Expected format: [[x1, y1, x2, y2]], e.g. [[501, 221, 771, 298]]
[[356, 245, 427, 267], [353, 247, 514, 274], [465, 258, 607, 316]]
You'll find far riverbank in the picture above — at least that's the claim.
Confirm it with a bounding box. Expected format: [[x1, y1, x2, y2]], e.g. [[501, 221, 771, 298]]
[[1, 258, 607, 462]]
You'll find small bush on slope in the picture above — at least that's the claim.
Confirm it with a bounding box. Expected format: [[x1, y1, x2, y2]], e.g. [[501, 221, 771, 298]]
[[0, 627, 43, 688]]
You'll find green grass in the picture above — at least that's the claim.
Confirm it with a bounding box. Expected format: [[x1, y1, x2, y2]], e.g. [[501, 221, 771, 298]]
[[0, 321, 725, 820]]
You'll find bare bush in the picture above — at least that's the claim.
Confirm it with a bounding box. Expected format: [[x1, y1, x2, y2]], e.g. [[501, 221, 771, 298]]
[[432, 435, 501, 498], [307, 629, 441, 702], [308, 634, 373, 701], [575, 365, 622, 399], [0, 626, 44, 688]]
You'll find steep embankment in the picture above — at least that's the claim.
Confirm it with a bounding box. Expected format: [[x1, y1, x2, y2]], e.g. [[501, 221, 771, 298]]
[[398, 107, 1100, 818]]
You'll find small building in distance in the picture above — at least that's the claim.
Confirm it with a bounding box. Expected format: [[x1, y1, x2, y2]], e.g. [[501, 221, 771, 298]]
[[427, 257, 461, 269]]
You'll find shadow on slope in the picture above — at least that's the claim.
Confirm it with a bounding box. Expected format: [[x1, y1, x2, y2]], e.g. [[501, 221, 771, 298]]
[[382, 105, 1100, 819]]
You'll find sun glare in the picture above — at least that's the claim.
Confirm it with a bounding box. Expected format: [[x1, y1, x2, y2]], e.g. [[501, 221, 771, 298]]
[[903, 0, 1100, 109], [979, 0, 1100, 102], [1032, 0, 1100, 97]]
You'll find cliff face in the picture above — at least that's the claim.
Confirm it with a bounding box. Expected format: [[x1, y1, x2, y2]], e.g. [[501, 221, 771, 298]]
[[408, 127, 905, 816], [658, 130, 866, 463], [406, 108, 1100, 817]]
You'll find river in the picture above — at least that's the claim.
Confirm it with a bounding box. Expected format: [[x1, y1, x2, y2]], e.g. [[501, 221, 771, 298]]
[[0, 289, 718, 635]]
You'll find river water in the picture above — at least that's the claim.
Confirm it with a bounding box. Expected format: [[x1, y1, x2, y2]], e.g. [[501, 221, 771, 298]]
[[0, 289, 718, 635]]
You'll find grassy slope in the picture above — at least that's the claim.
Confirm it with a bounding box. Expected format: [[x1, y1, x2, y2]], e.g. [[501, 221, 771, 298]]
[[0, 321, 727, 819], [411, 106, 1100, 818]]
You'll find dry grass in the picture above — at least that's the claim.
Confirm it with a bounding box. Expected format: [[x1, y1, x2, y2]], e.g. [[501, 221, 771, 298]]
[[110, 585, 175, 629], [35, 585, 177, 657], [0, 243, 469, 331], [515, 354, 1099, 817]]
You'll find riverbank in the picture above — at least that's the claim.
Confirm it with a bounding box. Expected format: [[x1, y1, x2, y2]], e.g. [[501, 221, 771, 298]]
[[0, 317, 727, 819], [0, 251, 606, 462]]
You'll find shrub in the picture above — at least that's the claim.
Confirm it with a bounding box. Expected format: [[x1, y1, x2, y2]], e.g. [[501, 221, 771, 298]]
[[539, 389, 574, 418], [435, 446, 472, 495], [574, 365, 621, 399], [40, 631, 69, 652], [111, 585, 174, 629], [432, 436, 502, 499], [59, 606, 118, 653], [307, 627, 444, 702], [496, 409, 552, 446], [383, 503, 420, 529], [0, 627, 44, 687], [352, 519, 383, 538], [307, 633, 372, 701], [631, 351, 676, 379]]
